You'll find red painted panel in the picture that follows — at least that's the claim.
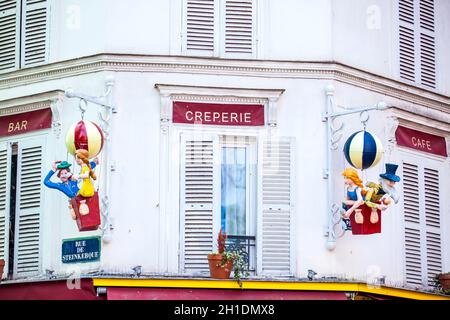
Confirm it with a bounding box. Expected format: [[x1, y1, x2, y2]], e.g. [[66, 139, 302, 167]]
[[173, 101, 265, 126], [395, 126, 447, 157], [0, 279, 103, 300], [107, 287, 348, 300], [0, 108, 52, 137]]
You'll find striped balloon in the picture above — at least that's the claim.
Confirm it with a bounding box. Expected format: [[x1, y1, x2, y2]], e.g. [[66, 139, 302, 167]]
[[343, 130, 383, 170], [65, 120, 104, 159]]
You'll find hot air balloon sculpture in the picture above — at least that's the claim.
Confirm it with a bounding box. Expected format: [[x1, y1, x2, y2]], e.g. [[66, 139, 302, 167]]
[[343, 130, 383, 170], [64, 120, 104, 232], [65, 120, 104, 159], [340, 130, 387, 235]]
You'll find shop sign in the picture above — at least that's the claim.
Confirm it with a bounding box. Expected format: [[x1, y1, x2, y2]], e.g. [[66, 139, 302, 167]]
[[173, 101, 264, 126], [62, 236, 101, 264], [0, 108, 52, 137], [395, 125, 447, 157]]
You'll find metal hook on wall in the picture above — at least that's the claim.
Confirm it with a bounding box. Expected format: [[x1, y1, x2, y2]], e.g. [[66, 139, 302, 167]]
[[78, 99, 88, 120], [360, 110, 370, 130]]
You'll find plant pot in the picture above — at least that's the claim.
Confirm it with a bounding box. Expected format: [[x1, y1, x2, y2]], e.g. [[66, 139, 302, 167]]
[[207, 254, 233, 279], [438, 274, 450, 290], [0, 259, 5, 282]]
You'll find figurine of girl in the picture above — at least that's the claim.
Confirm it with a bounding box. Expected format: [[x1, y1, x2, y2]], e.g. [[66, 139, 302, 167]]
[[72, 149, 97, 214], [341, 168, 366, 229]]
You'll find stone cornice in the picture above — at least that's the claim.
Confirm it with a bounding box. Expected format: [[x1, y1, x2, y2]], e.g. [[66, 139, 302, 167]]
[[0, 90, 65, 114], [0, 54, 449, 112]]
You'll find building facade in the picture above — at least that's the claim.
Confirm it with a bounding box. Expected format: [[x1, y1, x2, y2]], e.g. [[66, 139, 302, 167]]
[[0, 0, 449, 299]]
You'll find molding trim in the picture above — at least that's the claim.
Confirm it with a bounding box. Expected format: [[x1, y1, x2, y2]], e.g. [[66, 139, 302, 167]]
[[155, 84, 284, 127], [0, 54, 449, 112]]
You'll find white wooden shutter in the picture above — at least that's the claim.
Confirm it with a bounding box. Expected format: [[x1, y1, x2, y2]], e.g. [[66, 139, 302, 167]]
[[0, 0, 20, 72], [21, 0, 48, 67], [14, 137, 44, 278], [184, 0, 217, 56], [180, 134, 219, 274], [423, 167, 441, 285], [223, 0, 254, 56], [259, 137, 294, 275], [402, 161, 442, 288], [0, 142, 11, 279], [418, 0, 435, 88], [398, 0, 436, 88], [402, 162, 422, 286], [398, 0, 416, 82]]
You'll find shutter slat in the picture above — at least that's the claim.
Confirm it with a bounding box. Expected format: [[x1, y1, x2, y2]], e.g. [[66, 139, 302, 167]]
[[0, 0, 19, 71], [399, 26, 416, 82], [403, 163, 422, 286], [225, 0, 253, 54], [0, 143, 11, 279], [419, 0, 434, 32], [15, 138, 43, 278], [182, 138, 216, 273], [186, 0, 215, 52], [420, 33, 435, 88], [21, 0, 48, 67], [261, 138, 293, 275]]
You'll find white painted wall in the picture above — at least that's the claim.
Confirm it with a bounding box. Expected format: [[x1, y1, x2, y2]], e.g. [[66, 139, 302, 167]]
[[45, 0, 450, 94]]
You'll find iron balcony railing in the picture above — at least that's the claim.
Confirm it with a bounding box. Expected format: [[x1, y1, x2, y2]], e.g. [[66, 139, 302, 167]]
[[225, 235, 256, 273]]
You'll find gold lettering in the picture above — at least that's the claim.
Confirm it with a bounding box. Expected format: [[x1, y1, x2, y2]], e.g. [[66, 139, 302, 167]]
[[426, 140, 432, 150], [8, 122, 14, 132], [21, 120, 27, 130]]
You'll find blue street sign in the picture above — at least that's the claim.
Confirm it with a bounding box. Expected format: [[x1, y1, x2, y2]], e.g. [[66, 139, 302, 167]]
[[62, 236, 101, 264]]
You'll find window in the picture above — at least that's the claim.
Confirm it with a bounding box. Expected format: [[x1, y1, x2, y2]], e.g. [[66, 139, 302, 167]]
[[0, 136, 44, 279], [0, 0, 49, 73], [220, 136, 257, 272], [398, 0, 436, 88], [183, 0, 256, 58], [402, 159, 442, 288], [179, 133, 294, 276]]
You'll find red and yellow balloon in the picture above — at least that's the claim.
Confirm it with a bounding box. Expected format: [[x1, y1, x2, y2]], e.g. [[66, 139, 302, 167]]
[[65, 120, 104, 158]]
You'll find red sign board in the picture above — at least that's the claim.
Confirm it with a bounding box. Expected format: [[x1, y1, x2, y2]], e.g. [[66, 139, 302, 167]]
[[0, 108, 52, 137], [395, 125, 447, 157], [173, 101, 264, 126]]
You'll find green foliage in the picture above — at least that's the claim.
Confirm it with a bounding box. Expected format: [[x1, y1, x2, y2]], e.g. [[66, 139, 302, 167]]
[[433, 274, 450, 295], [221, 251, 250, 287]]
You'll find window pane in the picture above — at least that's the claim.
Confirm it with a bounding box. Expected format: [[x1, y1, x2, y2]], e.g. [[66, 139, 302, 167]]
[[221, 146, 246, 235]]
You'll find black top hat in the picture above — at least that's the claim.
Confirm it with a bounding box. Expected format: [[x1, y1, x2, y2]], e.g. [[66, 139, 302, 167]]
[[379, 163, 401, 182]]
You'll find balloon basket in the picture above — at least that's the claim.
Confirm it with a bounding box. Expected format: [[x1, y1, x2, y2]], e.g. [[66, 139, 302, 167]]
[[349, 203, 382, 235], [70, 192, 101, 232]]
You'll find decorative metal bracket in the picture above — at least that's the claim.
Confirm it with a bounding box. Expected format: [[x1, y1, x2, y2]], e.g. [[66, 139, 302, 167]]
[[64, 76, 116, 243], [323, 84, 387, 251]]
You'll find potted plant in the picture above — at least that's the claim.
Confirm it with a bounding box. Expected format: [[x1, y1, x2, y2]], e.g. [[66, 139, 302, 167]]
[[0, 259, 4, 282], [437, 272, 450, 291], [207, 230, 249, 284]]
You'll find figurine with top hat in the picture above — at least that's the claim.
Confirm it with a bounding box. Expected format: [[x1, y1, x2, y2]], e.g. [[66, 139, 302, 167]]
[[365, 163, 401, 215]]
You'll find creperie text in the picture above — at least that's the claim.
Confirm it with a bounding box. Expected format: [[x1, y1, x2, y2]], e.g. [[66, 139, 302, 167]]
[[185, 111, 252, 124]]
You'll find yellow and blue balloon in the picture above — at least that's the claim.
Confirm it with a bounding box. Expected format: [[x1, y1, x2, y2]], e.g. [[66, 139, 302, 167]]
[[343, 130, 383, 170]]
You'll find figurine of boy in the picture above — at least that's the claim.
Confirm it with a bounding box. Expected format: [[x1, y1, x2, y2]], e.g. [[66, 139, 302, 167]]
[[43, 158, 98, 219], [365, 163, 401, 222]]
